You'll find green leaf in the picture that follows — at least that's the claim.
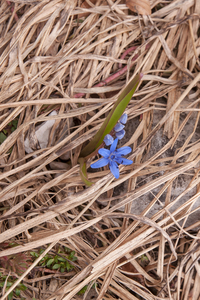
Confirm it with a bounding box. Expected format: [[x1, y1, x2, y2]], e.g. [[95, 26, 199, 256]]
[[66, 261, 74, 271], [0, 132, 7, 144], [141, 254, 148, 261], [8, 291, 13, 300], [15, 289, 21, 296], [60, 267, 65, 273], [30, 252, 38, 258], [92, 283, 96, 288], [69, 251, 75, 258], [6, 281, 12, 287], [52, 264, 60, 270], [72, 256, 77, 262], [77, 285, 88, 295], [46, 258, 54, 267], [80, 74, 141, 158], [79, 158, 94, 186], [19, 284, 27, 291], [57, 257, 66, 262], [12, 119, 18, 130]]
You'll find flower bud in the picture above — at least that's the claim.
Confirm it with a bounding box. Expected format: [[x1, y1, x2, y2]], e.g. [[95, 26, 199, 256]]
[[119, 113, 128, 124], [116, 129, 125, 140], [114, 123, 125, 132], [104, 134, 114, 146]]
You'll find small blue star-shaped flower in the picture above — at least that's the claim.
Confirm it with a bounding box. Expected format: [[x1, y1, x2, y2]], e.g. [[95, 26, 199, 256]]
[[114, 113, 128, 140], [90, 138, 133, 179]]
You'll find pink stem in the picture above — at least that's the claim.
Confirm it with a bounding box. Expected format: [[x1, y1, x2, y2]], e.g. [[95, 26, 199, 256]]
[[6, 1, 18, 22], [73, 43, 149, 98], [73, 44, 151, 99], [119, 46, 138, 69], [74, 56, 138, 98]]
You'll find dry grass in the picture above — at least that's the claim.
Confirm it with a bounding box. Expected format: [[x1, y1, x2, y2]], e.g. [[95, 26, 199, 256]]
[[0, 0, 200, 299]]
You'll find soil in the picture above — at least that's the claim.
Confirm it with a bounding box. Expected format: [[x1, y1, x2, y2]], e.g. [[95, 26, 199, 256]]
[[113, 97, 200, 229]]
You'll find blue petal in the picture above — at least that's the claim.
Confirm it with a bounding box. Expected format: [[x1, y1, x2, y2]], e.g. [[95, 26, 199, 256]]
[[98, 148, 110, 158], [116, 129, 125, 140], [120, 158, 133, 165], [90, 158, 109, 168], [114, 156, 123, 164], [110, 138, 118, 153], [109, 161, 119, 179], [119, 113, 128, 124], [104, 134, 114, 146], [116, 146, 132, 155], [114, 123, 124, 132]]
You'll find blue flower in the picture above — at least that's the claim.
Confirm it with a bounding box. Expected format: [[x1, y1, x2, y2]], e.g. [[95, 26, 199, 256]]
[[114, 113, 128, 140], [103, 113, 128, 145], [114, 123, 124, 132], [115, 129, 125, 140], [90, 138, 133, 179], [104, 134, 114, 146], [119, 113, 128, 124]]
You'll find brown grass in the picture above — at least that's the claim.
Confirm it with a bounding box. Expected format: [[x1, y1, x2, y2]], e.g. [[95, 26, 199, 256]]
[[0, 0, 200, 299]]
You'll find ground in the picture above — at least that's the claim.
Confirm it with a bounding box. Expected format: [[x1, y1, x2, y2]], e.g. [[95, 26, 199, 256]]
[[0, 0, 200, 299]]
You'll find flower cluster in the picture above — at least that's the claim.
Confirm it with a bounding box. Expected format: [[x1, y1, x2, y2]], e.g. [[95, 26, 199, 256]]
[[104, 113, 128, 146], [91, 113, 133, 179], [90, 138, 132, 179]]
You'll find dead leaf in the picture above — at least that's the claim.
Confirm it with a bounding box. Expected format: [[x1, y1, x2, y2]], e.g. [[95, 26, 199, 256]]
[[78, 0, 106, 18], [126, 0, 151, 15], [119, 257, 145, 286]]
